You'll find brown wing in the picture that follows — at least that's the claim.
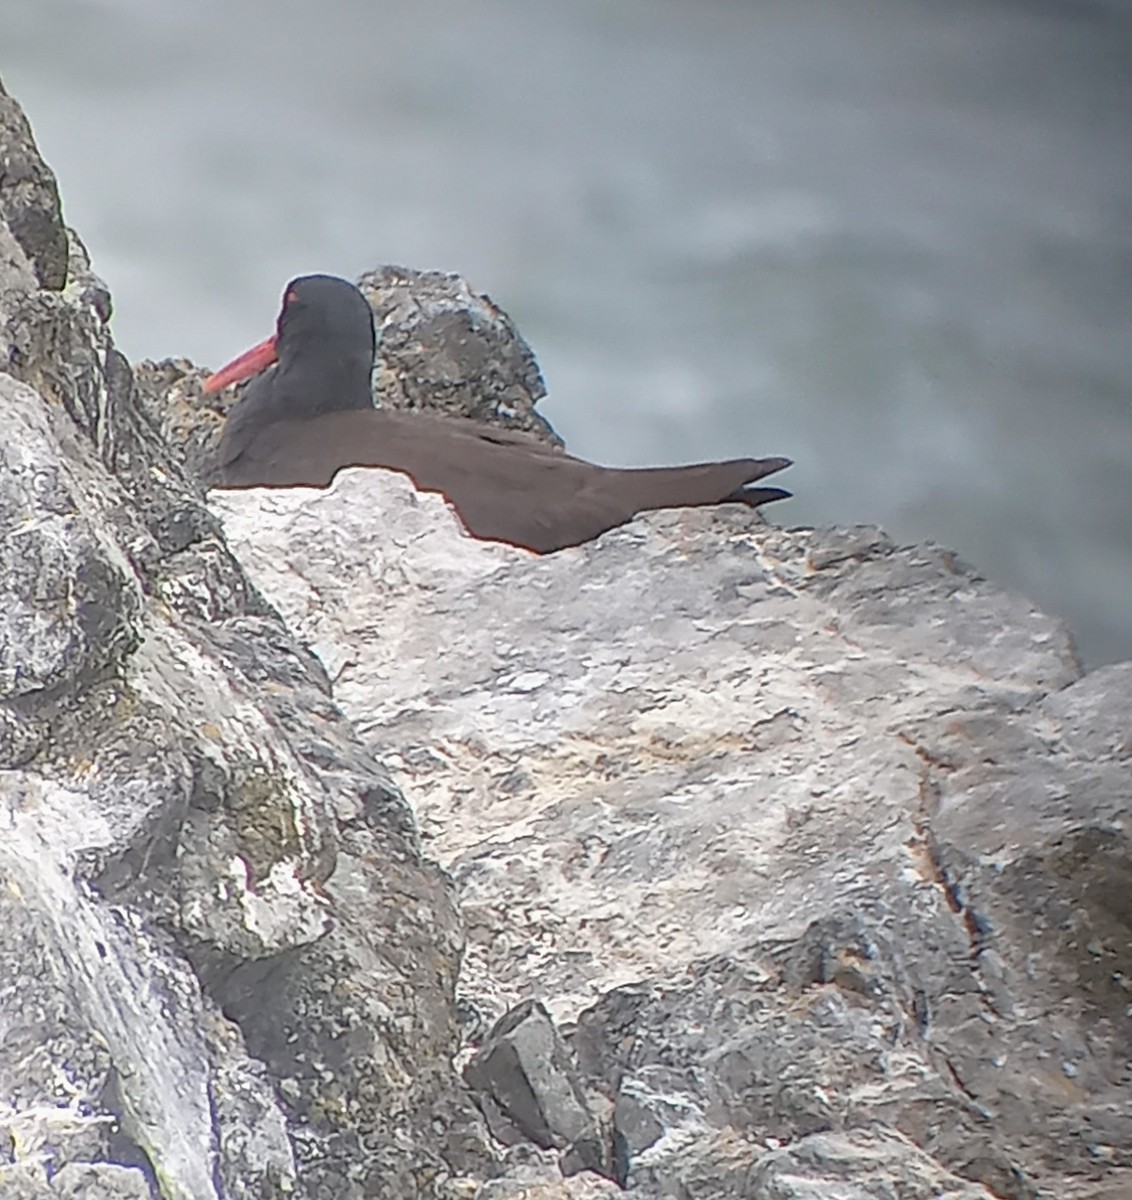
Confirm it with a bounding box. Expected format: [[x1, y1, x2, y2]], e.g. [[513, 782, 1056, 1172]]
[[417, 414, 566, 455], [215, 410, 789, 553]]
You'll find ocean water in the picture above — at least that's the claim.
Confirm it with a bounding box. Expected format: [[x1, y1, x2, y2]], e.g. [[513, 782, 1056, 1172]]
[[3, 0, 1130, 665]]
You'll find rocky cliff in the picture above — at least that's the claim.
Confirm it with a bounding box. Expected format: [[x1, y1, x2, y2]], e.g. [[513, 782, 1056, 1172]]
[[2, 78, 1129, 1200]]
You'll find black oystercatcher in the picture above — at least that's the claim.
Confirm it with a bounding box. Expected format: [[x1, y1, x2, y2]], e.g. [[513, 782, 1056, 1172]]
[[204, 275, 791, 553]]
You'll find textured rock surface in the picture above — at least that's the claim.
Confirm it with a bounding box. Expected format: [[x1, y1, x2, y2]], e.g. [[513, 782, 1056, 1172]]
[[1, 79, 489, 1200], [465, 1000, 623, 1184], [358, 264, 558, 443], [213, 468, 1132, 1197], [0, 77, 68, 290], [4, 73, 1131, 1200]]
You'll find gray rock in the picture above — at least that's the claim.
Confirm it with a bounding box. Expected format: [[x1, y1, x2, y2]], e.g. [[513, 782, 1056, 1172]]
[[0, 1161, 152, 1200], [464, 999, 624, 1183], [131, 356, 226, 491], [4, 69, 1131, 1200], [471, 1145, 624, 1200], [466, 1000, 595, 1151], [0, 381, 141, 702], [1, 76, 490, 1200], [359, 263, 558, 443], [748, 1127, 997, 1199], [212, 467, 1129, 1197], [0, 361, 486, 1197], [0, 78, 67, 290]]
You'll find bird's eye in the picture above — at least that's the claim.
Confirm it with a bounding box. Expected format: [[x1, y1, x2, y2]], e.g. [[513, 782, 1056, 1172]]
[[285, 290, 299, 305]]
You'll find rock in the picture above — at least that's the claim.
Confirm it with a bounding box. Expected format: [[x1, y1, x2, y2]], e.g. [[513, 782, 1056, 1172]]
[[464, 1000, 624, 1184], [748, 1126, 998, 1199], [1, 77, 491, 1200], [465, 1000, 594, 1151], [0, 1161, 153, 1200], [0, 78, 67, 290], [359, 264, 558, 445], [132, 356, 226, 489], [4, 70, 1131, 1200], [212, 467, 1130, 1197], [472, 1145, 624, 1200]]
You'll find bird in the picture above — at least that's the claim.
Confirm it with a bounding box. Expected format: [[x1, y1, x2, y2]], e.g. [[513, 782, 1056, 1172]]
[[203, 274, 791, 553]]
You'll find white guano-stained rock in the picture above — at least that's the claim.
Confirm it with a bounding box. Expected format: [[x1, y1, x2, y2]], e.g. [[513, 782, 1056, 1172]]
[[213, 466, 1130, 1195], [212, 468, 1077, 1019]]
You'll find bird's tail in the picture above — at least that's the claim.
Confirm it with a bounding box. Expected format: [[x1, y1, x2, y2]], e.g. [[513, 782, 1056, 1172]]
[[610, 456, 792, 514], [727, 483, 792, 507]]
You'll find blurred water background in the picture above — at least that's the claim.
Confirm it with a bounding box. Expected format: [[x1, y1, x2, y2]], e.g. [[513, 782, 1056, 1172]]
[[3, 0, 1130, 665]]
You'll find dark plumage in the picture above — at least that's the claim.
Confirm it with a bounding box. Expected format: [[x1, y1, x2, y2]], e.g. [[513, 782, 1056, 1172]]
[[205, 275, 791, 553]]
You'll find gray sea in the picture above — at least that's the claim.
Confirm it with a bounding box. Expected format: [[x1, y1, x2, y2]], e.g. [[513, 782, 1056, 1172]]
[[4, 0, 1130, 665]]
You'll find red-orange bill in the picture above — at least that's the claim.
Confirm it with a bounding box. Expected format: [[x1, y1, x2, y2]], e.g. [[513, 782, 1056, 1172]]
[[201, 334, 278, 394]]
